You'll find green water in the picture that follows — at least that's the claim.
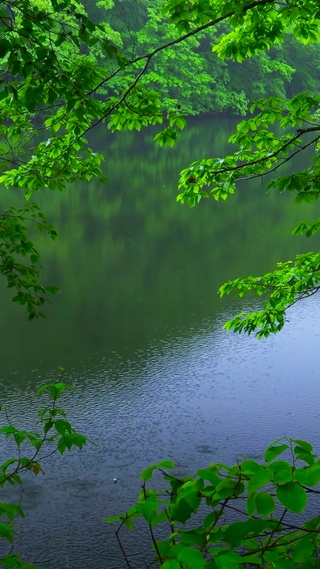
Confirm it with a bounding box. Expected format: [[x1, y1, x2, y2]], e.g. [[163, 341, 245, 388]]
[[0, 116, 318, 380], [1, 116, 320, 568]]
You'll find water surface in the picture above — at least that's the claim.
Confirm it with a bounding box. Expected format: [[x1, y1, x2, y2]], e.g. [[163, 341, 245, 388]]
[[1, 116, 320, 568]]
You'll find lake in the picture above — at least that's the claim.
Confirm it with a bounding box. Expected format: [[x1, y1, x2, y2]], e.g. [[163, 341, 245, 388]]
[[1, 116, 320, 568]]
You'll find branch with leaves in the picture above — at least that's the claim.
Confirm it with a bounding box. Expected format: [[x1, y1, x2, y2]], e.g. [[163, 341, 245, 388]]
[[107, 438, 320, 569], [177, 93, 320, 337], [0, 381, 87, 569], [1, 0, 320, 327]]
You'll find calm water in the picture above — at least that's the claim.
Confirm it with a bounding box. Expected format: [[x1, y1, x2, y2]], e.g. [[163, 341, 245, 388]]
[[1, 116, 320, 567]]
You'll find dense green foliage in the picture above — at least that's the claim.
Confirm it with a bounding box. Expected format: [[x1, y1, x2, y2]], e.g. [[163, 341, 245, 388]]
[[0, 0, 320, 333], [108, 438, 320, 568], [88, 0, 320, 116]]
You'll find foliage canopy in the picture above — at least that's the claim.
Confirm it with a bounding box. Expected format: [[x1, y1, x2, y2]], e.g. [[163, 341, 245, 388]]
[[0, 0, 319, 336]]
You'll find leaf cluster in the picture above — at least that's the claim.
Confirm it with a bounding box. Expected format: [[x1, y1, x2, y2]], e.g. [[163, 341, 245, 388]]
[[107, 438, 320, 569], [176, 89, 320, 335], [1, 0, 320, 329]]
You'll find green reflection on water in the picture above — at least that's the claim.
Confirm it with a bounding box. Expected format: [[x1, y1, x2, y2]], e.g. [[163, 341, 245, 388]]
[[0, 117, 319, 381]]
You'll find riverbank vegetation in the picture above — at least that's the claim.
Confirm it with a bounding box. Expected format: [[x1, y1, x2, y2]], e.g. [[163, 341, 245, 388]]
[[1, 0, 320, 567]]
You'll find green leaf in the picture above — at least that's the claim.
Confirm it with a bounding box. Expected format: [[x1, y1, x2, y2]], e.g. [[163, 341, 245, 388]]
[[0, 502, 24, 519], [224, 521, 250, 547], [241, 459, 263, 474], [197, 467, 219, 485], [179, 529, 203, 547], [161, 561, 180, 569], [158, 460, 174, 470], [292, 537, 315, 563], [276, 481, 307, 513], [1, 459, 17, 472], [215, 550, 243, 569], [43, 420, 54, 434], [177, 483, 201, 511], [177, 546, 205, 567], [140, 460, 174, 481], [246, 491, 257, 516], [0, 522, 16, 542], [140, 465, 156, 482], [1, 556, 17, 569], [293, 446, 315, 465], [291, 439, 313, 452], [0, 426, 18, 436], [248, 469, 273, 493], [264, 444, 289, 462], [54, 419, 72, 435], [137, 496, 158, 523], [0, 39, 10, 59], [105, 514, 122, 523], [294, 464, 320, 486], [255, 491, 275, 515], [272, 558, 295, 569], [170, 499, 195, 524], [270, 460, 292, 483]]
